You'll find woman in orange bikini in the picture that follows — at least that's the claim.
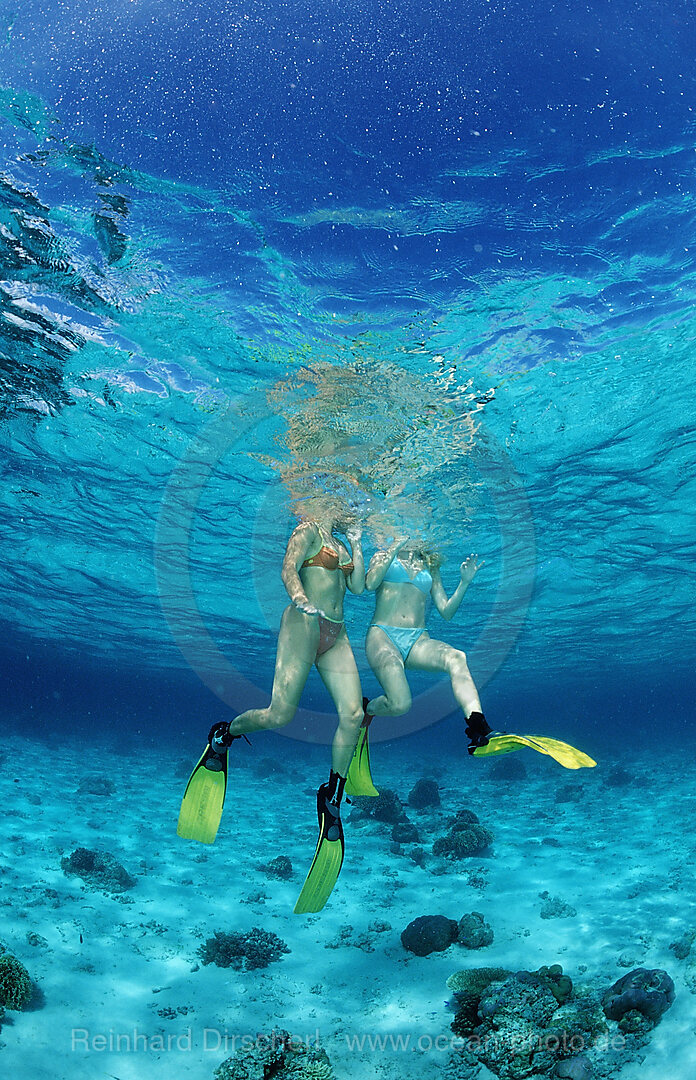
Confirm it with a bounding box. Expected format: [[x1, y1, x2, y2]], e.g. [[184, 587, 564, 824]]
[[177, 512, 365, 875]]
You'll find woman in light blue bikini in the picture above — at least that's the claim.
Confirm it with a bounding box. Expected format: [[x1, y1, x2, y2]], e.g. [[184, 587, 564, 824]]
[[364, 539, 492, 753]]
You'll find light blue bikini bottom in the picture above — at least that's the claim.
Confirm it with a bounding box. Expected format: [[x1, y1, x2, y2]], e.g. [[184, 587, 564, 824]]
[[373, 625, 426, 662]]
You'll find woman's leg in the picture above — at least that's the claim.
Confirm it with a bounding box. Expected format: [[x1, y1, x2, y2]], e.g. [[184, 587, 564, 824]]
[[364, 625, 413, 717], [227, 605, 318, 736], [315, 630, 364, 776], [406, 635, 482, 717]]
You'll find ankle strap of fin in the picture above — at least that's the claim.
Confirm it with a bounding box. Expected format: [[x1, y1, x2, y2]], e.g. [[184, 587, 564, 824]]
[[326, 769, 346, 805]]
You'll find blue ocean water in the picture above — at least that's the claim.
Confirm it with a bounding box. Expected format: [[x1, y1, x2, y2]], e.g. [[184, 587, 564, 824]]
[[0, 2, 695, 1078]]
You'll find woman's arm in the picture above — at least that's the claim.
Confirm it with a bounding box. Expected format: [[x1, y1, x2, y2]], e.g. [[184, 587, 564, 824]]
[[365, 537, 408, 591], [431, 555, 483, 620], [344, 526, 365, 594], [280, 522, 323, 614]]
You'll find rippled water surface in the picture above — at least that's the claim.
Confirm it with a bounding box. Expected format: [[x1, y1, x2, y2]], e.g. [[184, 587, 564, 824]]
[[1, 2, 694, 729]]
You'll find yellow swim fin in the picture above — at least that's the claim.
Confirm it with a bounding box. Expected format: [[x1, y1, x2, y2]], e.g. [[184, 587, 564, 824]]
[[294, 785, 345, 914], [177, 724, 231, 844], [473, 733, 596, 770], [345, 709, 379, 797]]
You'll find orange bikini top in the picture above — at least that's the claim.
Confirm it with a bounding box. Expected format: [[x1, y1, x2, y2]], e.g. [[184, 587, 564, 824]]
[[302, 545, 354, 576]]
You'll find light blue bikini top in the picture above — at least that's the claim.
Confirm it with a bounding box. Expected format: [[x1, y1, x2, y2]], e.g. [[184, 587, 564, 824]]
[[382, 558, 433, 595]]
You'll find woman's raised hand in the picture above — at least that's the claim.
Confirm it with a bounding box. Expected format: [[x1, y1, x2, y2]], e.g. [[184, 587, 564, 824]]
[[460, 555, 483, 584]]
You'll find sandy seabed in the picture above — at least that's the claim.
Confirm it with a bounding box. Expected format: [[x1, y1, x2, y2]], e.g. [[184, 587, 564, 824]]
[[1, 727, 694, 1080]]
